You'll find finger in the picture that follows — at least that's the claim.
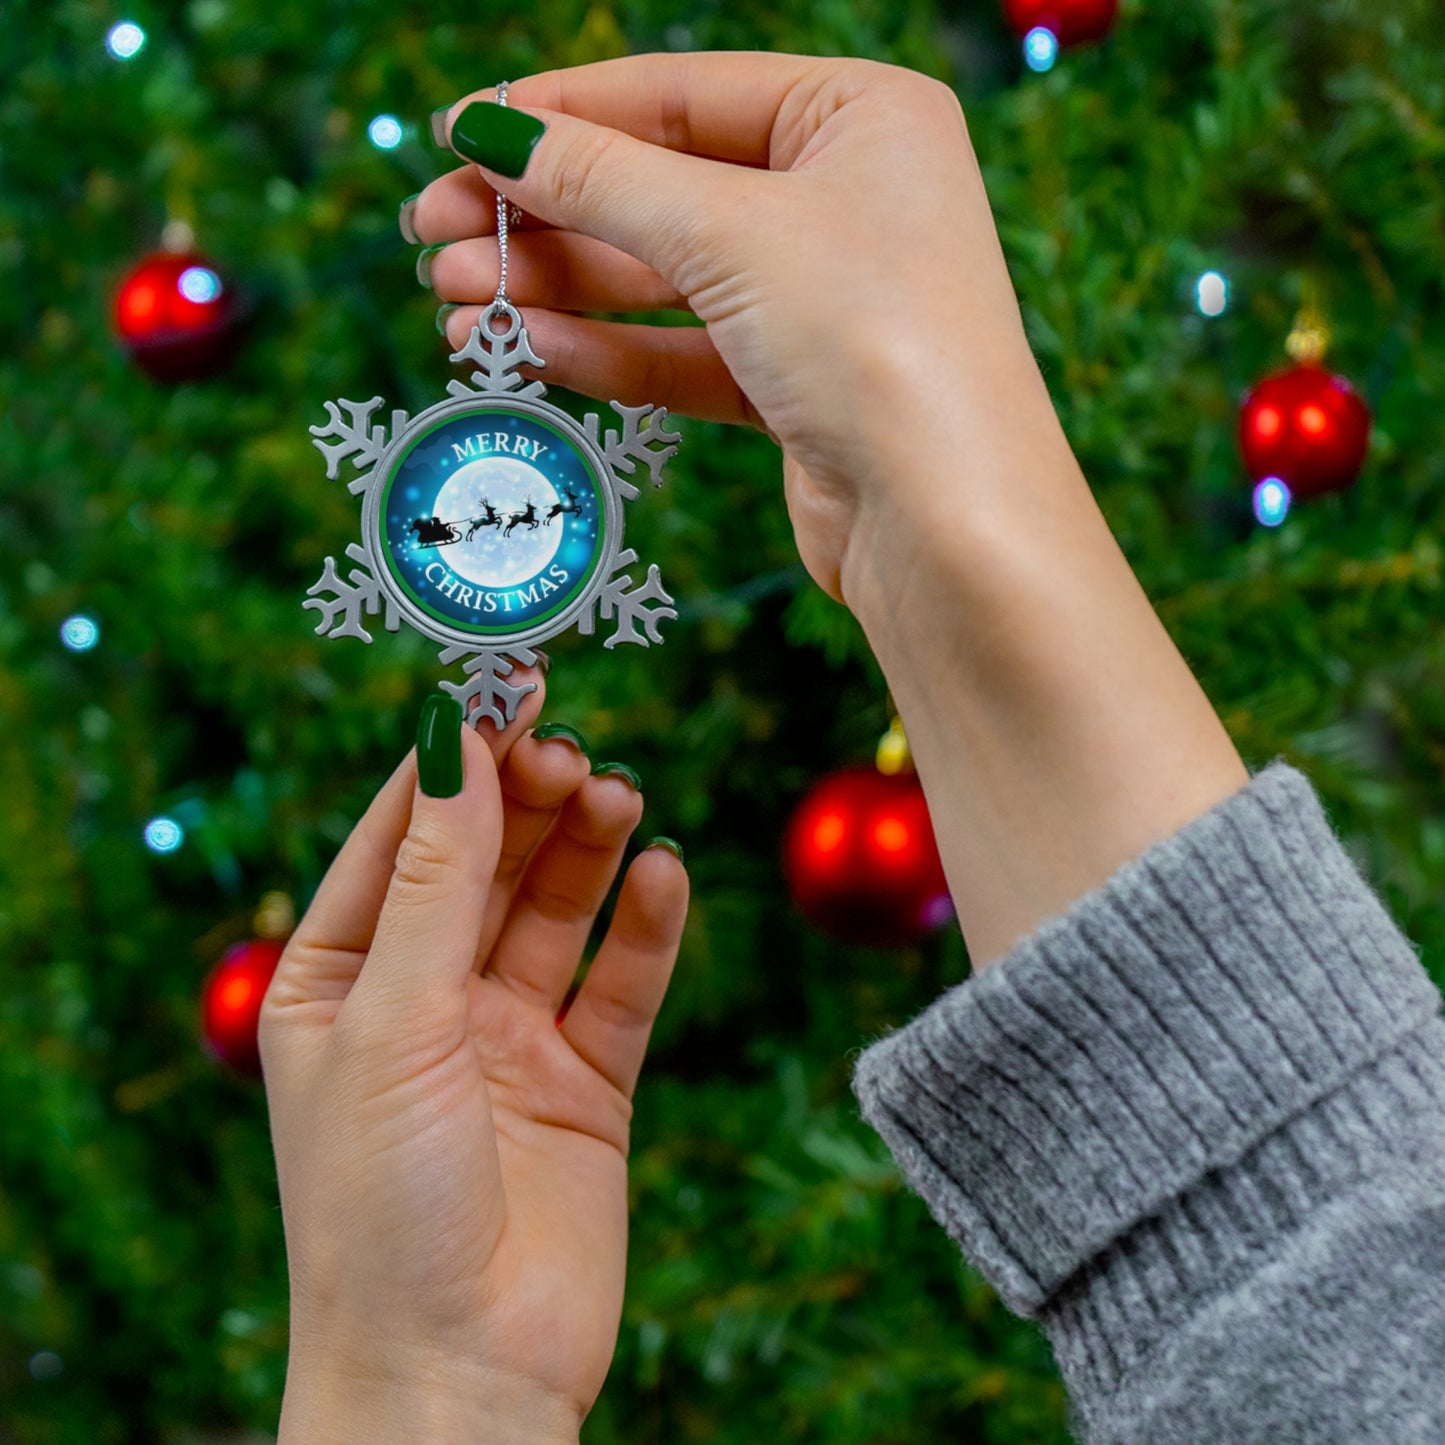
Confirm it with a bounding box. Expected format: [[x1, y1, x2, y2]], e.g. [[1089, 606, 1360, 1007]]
[[483, 771, 645, 1013], [472, 725, 593, 971], [463, 660, 547, 759], [409, 163, 555, 246], [345, 714, 504, 1032], [560, 845, 689, 1100], [440, 307, 760, 425], [430, 231, 687, 314]]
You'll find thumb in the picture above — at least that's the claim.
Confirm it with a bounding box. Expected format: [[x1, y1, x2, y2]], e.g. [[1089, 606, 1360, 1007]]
[[441, 95, 757, 289], [346, 695, 503, 1031]]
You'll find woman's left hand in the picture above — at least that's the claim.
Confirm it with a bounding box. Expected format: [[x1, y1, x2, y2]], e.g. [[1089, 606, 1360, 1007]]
[[259, 681, 688, 1443]]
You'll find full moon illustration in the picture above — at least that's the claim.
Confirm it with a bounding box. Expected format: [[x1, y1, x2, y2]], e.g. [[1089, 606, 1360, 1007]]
[[432, 458, 562, 588]]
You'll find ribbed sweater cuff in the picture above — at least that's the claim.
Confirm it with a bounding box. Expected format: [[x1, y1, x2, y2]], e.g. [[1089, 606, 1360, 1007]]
[[850, 758, 1443, 1318]]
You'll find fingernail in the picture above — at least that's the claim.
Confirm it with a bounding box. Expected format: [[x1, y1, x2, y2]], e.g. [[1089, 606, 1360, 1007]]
[[532, 722, 589, 756], [430, 105, 453, 148], [591, 760, 641, 791], [416, 242, 448, 290], [644, 836, 684, 865], [398, 193, 422, 245], [417, 694, 464, 798], [435, 302, 460, 337], [531, 648, 551, 676], [450, 100, 546, 179]]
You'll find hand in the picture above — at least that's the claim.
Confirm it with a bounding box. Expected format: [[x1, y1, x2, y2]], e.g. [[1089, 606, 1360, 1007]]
[[259, 682, 688, 1442], [411, 53, 1060, 604]]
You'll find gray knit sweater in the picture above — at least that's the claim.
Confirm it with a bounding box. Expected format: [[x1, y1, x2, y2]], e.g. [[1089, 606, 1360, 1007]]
[[850, 759, 1445, 1442]]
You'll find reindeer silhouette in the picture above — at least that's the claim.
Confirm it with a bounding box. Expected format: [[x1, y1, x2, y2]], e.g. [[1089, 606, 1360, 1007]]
[[503, 498, 540, 537], [544, 487, 581, 524], [465, 500, 503, 540]]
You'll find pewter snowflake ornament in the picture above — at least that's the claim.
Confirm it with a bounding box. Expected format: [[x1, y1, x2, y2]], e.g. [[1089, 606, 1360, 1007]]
[[304, 302, 681, 728]]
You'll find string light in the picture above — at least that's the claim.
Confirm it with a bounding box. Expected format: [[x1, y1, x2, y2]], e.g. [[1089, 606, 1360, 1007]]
[[1253, 477, 1292, 528], [367, 114, 404, 150], [60, 615, 100, 651], [1196, 270, 1229, 317], [178, 265, 223, 303], [105, 21, 146, 59], [144, 817, 185, 853], [1024, 27, 1059, 72]]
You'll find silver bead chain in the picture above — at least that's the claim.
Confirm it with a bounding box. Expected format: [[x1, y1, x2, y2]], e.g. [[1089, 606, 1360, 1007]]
[[491, 81, 521, 317]]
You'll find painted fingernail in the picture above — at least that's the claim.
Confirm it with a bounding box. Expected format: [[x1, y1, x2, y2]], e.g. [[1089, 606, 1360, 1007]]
[[532, 721, 589, 755], [398, 193, 422, 245], [591, 760, 641, 791], [429, 105, 453, 148], [449, 101, 546, 179], [417, 694, 464, 798], [645, 836, 684, 865], [435, 302, 460, 337], [416, 242, 448, 290]]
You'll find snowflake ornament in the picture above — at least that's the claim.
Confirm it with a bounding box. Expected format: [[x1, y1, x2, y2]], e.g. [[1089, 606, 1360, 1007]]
[[305, 303, 681, 728]]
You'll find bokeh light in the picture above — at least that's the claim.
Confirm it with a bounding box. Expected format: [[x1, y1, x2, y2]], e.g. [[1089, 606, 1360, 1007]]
[[1253, 477, 1292, 528], [368, 114, 404, 150], [1024, 26, 1059, 72], [144, 817, 185, 853], [1196, 270, 1229, 317], [105, 21, 146, 59], [178, 266, 222, 304], [60, 615, 100, 651]]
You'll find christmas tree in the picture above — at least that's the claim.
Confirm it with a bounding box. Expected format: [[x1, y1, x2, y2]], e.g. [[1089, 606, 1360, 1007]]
[[4, 0, 1444, 1440]]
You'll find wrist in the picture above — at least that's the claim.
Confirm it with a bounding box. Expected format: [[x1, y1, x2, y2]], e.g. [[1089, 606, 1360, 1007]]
[[279, 1342, 582, 1445]]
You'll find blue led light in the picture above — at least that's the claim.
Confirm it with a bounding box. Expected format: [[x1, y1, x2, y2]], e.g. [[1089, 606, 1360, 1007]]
[[1024, 26, 1059, 72], [368, 114, 404, 150], [106, 21, 146, 59], [1253, 477, 1292, 528], [178, 266, 222, 303], [1196, 270, 1229, 317], [60, 615, 100, 652], [144, 817, 185, 853]]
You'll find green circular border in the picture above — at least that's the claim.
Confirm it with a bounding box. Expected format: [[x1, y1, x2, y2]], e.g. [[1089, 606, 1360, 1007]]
[[378, 408, 606, 639]]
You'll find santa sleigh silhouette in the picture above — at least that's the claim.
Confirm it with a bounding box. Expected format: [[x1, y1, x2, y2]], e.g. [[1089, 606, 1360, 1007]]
[[408, 515, 464, 548]]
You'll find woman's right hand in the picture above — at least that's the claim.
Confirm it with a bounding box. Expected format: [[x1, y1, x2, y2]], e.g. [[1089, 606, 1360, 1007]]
[[410, 53, 1062, 605]]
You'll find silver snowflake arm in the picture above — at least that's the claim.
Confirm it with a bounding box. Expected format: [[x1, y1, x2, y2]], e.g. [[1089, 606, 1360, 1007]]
[[309, 398, 409, 492], [579, 549, 677, 649], [437, 644, 541, 730], [303, 544, 400, 643], [584, 402, 681, 500], [448, 310, 546, 400]]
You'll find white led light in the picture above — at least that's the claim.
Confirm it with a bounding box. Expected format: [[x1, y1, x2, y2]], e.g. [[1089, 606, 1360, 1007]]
[[1253, 477, 1291, 528], [1024, 26, 1059, 72], [144, 817, 185, 853], [106, 21, 146, 59], [178, 266, 222, 303], [368, 114, 404, 150], [1196, 270, 1229, 317], [60, 615, 100, 651]]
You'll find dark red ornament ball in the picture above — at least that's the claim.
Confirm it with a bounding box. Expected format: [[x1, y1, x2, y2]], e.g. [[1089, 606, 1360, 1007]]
[[200, 939, 284, 1077], [783, 766, 953, 948], [113, 251, 240, 383], [1237, 362, 1371, 500], [1003, 0, 1118, 45]]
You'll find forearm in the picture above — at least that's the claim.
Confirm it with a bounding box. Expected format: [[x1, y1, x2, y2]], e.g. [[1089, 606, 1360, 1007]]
[[842, 359, 1249, 970], [279, 1345, 582, 1445]]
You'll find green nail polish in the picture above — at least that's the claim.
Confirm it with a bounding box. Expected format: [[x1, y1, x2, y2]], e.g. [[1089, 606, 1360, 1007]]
[[435, 302, 460, 337], [591, 760, 641, 791], [398, 193, 422, 245], [429, 105, 453, 148], [532, 722, 589, 756], [417, 694, 464, 797], [450, 101, 546, 179], [416, 242, 448, 290], [645, 836, 684, 865]]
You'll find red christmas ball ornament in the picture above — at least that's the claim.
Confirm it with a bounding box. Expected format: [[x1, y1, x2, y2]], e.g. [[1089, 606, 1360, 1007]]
[[784, 765, 953, 947], [113, 250, 240, 382], [1238, 362, 1371, 501], [1003, 0, 1119, 46], [200, 939, 284, 1076]]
